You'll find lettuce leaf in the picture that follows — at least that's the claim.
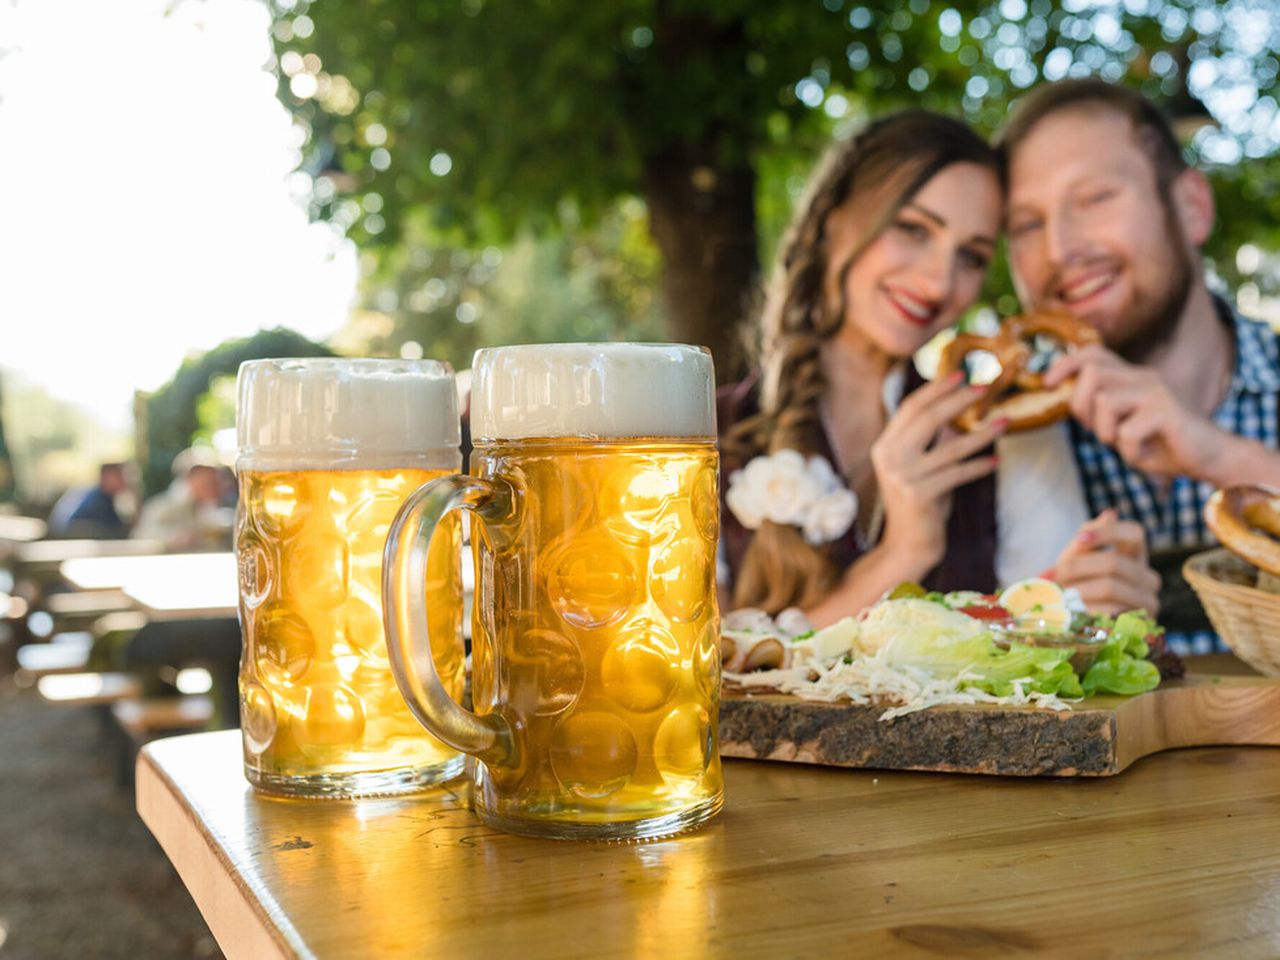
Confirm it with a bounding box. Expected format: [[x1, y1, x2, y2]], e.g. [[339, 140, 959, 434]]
[[884, 628, 1084, 698], [1079, 610, 1161, 695], [873, 603, 1163, 699]]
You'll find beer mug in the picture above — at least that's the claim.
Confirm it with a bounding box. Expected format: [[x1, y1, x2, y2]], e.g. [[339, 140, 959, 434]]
[[384, 343, 724, 840], [235, 358, 466, 797]]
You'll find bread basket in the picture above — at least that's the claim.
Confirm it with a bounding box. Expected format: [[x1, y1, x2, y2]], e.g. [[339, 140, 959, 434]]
[[1184, 548, 1280, 677]]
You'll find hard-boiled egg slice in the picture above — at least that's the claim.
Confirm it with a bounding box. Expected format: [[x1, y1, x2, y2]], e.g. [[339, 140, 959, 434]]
[[998, 577, 1068, 619]]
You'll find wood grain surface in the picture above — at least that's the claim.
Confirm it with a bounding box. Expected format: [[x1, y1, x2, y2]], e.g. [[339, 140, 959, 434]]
[[139, 702, 1280, 959], [721, 663, 1280, 776]]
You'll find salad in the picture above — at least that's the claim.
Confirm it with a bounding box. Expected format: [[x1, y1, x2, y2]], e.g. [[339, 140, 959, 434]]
[[721, 577, 1166, 719]]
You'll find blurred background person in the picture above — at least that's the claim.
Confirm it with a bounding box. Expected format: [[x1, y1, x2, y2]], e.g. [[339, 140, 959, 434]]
[[45, 462, 132, 539], [133, 447, 233, 551]]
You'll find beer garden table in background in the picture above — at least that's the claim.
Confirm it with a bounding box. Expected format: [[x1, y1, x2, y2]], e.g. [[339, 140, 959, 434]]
[[16, 537, 167, 572], [61, 552, 242, 722], [61, 552, 237, 619], [140, 658, 1280, 960], [0, 514, 47, 563]]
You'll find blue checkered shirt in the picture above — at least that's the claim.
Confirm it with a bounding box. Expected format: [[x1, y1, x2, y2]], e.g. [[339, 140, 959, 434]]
[[1069, 299, 1280, 655]]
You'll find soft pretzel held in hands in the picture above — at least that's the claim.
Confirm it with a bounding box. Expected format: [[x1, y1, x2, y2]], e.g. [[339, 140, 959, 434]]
[[937, 310, 1100, 433], [1205, 484, 1280, 577]]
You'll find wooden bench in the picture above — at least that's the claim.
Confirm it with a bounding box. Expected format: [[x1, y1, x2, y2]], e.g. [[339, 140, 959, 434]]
[[93, 610, 149, 637], [37, 671, 143, 706], [112, 695, 216, 788], [15, 632, 94, 679], [42, 590, 136, 631], [112, 695, 215, 741]]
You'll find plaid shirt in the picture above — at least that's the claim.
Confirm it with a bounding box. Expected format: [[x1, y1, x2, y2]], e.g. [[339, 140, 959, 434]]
[[1069, 299, 1280, 655]]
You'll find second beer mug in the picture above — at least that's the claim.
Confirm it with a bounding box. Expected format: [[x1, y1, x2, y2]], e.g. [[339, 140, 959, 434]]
[[384, 343, 724, 840], [236, 358, 466, 798]]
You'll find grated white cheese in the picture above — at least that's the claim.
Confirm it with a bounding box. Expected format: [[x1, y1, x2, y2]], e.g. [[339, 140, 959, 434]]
[[725, 647, 1076, 721]]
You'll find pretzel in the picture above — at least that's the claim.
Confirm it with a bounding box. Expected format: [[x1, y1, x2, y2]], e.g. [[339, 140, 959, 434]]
[[1205, 484, 1280, 577], [937, 310, 1101, 433]]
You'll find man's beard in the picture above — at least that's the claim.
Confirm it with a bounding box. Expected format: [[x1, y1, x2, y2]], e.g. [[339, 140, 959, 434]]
[[1105, 203, 1195, 364]]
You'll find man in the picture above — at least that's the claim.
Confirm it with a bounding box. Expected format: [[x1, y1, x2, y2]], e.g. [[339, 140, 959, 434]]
[[133, 447, 232, 550], [996, 78, 1280, 653], [47, 462, 131, 538]]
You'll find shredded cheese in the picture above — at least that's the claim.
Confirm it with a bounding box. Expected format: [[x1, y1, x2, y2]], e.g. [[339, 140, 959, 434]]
[[725, 648, 1076, 720]]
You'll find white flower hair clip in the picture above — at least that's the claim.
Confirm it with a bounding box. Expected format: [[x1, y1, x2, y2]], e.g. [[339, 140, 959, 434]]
[[725, 449, 857, 546]]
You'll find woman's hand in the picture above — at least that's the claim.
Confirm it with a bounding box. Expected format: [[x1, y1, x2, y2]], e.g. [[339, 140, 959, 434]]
[[805, 373, 1003, 628], [1044, 509, 1161, 616], [870, 371, 1004, 578]]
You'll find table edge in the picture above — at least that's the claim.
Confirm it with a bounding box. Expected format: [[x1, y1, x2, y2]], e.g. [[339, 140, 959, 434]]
[[136, 740, 302, 960]]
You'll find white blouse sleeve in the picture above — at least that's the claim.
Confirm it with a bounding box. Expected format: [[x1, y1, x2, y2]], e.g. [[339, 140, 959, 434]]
[[995, 421, 1091, 587]]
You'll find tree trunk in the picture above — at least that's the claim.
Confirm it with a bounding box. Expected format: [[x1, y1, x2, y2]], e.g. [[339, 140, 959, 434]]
[[643, 152, 759, 384], [0, 373, 15, 503]]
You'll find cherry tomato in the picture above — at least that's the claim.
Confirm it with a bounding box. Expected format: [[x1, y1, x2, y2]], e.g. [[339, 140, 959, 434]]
[[957, 602, 1013, 622]]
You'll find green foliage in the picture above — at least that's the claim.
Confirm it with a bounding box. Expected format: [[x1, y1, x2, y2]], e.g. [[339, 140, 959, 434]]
[[0, 372, 130, 507], [273, 0, 1280, 351], [342, 200, 665, 371], [142, 328, 333, 497], [193, 375, 238, 447]]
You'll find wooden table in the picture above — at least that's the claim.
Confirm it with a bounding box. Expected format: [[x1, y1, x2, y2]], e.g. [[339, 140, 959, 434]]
[[61, 552, 237, 619], [139, 726, 1280, 959], [16, 537, 166, 569], [0, 513, 46, 546]]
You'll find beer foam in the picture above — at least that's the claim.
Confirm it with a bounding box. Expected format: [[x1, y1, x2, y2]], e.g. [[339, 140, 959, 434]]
[[237, 358, 460, 470], [470, 343, 716, 441]]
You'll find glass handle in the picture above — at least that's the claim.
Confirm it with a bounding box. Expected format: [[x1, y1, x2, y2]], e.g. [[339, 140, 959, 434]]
[[383, 474, 515, 768]]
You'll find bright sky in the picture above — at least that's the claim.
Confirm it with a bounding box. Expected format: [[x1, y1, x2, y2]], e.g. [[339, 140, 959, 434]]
[[0, 0, 358, 432]]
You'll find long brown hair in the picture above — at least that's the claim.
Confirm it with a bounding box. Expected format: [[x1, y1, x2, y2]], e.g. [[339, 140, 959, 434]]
[[726, 110, 997, 613]]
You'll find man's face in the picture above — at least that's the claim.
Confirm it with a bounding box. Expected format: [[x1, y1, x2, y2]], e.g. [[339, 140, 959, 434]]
[[188, 466, 222, 504], [101, 467, 126, 496], [1004, 108, 1194, 361]]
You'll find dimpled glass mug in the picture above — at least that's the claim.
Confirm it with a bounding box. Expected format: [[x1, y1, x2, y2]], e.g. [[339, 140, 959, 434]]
[[236, 358, 466, 798], [383, 343, 724, 840]]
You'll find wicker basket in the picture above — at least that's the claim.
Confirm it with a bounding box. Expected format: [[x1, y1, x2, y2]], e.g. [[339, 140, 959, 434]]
[[1184, 548, 1280, 677]]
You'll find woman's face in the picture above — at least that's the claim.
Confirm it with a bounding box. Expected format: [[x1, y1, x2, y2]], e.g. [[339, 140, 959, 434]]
[[824, 161, 1001, 359]]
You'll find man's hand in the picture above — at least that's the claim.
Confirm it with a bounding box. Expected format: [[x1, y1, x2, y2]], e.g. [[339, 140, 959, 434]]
[[1043, 509, 1161, 616], [1044, 344, 1233, 481]]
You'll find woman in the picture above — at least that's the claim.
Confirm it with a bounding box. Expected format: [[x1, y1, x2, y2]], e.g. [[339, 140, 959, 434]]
[[720, 110, 1006, 624]]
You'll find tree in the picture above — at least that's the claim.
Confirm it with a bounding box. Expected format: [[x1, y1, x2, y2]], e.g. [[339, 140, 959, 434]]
[[273, 0, 1280, 373], [142, 328, 333, 496], [332, 200, 667, 373], [0, 373, 17, 503]]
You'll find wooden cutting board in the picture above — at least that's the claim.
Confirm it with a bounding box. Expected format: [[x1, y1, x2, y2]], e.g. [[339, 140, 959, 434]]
[[719, 657, 1280, 777]]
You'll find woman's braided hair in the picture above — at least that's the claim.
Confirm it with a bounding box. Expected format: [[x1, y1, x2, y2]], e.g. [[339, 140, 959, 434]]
[[726, 110, 998, 613]]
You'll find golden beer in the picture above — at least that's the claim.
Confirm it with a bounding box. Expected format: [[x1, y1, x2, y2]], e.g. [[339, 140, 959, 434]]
[[236, 358, 464, 797], [384, 342, 723, 839], [470, 438, 722, 828], [237, 468, 464, 793]]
